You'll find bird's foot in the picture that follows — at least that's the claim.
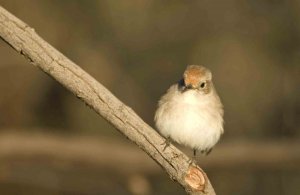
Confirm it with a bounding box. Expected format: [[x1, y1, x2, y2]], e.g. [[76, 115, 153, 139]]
[[188, 158, 197, 165], [161, 137, 170, 151]]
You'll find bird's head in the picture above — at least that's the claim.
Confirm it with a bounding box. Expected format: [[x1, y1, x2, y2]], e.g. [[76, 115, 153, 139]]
[[182, 65, 212, 94]]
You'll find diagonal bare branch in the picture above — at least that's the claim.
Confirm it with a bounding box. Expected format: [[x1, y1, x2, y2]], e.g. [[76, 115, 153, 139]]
[[0, 6, 215, 194]]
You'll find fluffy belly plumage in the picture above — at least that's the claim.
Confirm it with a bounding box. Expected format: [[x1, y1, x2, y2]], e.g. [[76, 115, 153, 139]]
[[155, 96, 223, 151]]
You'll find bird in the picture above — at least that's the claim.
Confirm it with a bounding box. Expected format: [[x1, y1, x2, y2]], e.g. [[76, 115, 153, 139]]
[[154, 65, 224, 159]]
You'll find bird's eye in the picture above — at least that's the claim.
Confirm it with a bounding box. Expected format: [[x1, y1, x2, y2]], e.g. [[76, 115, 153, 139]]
[[200, 82, 206, 88]]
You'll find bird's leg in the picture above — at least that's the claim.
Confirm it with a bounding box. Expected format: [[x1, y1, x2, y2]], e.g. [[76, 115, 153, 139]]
[[189, 149, 197, 165], [201, 148, 213, 155], [205, 148, 213, 155], [161, 137, 170, 151]]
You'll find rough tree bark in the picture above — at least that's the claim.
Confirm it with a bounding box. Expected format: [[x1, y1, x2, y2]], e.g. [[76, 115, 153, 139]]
[[0, 6, 216, 194]]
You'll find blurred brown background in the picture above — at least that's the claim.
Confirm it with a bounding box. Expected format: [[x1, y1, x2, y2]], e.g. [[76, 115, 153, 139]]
[[0, 1, 299, 195]]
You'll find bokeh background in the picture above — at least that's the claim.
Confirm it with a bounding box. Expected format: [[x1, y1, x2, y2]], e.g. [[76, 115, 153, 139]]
[[0, 1, 299, 195]]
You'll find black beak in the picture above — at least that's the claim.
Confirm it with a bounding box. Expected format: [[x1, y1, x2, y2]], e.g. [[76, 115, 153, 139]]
[[182, 84, 193, 92], [186, 84, 193, 89]]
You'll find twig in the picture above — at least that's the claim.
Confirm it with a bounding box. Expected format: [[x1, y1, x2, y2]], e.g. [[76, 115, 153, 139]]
[[0, 6, 215, 194]]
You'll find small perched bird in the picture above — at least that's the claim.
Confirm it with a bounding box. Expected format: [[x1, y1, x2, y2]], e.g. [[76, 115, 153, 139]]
[[154, 65, 224, 157]]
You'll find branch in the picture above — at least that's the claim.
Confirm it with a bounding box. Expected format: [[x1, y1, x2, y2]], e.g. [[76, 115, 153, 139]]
[[0, 6, 215, 194]]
